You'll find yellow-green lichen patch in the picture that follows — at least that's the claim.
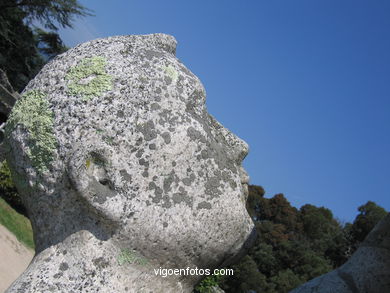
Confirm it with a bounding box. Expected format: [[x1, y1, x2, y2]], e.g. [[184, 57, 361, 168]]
[[163, 65, 178, 82], [66, 56, 112, 100], [5, 90, 56, 174], [117, 248, 148, 266], [85, 159, 91, 169]]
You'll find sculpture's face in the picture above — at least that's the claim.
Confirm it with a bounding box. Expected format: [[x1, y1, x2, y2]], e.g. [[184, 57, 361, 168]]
[[11, 34, 254, 269], [115, 77, 248, 266]]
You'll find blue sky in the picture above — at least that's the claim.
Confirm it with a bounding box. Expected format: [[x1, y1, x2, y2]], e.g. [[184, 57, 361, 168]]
[[59, 0, 390, 222]]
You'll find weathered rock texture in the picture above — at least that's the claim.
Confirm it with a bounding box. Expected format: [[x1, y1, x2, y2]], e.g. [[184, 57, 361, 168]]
[[3, 34, 255, 292], [290, 213, 390, 293]]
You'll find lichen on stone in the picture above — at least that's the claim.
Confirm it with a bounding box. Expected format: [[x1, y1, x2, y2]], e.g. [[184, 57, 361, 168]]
[[85, 159, 91, 169], [163, 65, 178, 82], [66, 56, 112, 100], [117, 248, 148, 266], [5, 90, 56, 174]]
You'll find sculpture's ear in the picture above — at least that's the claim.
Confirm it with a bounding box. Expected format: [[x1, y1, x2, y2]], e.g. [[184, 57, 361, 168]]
[[67, 147, 115, 198], [66, 143, 119, 222], [67, 148, 110, 193]]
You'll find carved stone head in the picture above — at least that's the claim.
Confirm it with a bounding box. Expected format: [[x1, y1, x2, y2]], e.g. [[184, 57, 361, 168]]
[[4, 34, 255, 290]]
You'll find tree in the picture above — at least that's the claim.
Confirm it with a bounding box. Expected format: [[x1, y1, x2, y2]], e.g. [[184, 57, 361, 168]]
[[299, 204, 344, 255], [350, 201, 388, 243], [218, 186, 337, 292], [0, 0, 92, 91], [0, 161, 26, 216], [216, 185, 389, 293], [193, 274, 223, 293], [35, 28, 68, 59], [0, 0, 92, 31], [270, 269, 302, 293], [220, 255, 269, 293], [0, 5, 43, 91]]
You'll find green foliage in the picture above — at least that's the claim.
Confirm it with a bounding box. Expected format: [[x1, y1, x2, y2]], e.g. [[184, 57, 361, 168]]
[[270, 269, 302, 293], [251, 243, 277, 276], [292, 247, 332, 280], [351, 201, 387, 243], [0, 160, 26, 216], [0, 0, 93, 31], [263, 193, 302, 232], [194, 274, 223, 293], [299, 204, 345, 256], [221, 255, 268, 293], [0, 160, 15, 190], [246, 185, 265, 221], [0, 4, 43, 91], [5, 90, 56, 173], [35, 28, 68, 59], [215, 185, 388, 293], [0, 197, 34, 249], [65, 56, 113, 100], [300, 204, 335, 239], [0, 0, 92, 91]]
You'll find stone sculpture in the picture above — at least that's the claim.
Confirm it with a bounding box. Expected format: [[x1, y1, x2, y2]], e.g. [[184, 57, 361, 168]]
[[3, 34, 255, 292], [290, 213, 390, 293]]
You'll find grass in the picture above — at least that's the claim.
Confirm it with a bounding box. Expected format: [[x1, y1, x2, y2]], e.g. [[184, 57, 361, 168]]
[[0, 197, 34, 250]]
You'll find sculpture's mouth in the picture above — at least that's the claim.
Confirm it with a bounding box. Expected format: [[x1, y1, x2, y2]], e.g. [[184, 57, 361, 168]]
[[239, 167, 250, 200], [240, 168, 249, 186], [241, 182, 249, 201], [239, 168, 250, 184]]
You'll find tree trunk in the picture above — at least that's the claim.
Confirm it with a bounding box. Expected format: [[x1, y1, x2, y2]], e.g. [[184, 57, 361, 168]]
[[0, 68, 20, 161]]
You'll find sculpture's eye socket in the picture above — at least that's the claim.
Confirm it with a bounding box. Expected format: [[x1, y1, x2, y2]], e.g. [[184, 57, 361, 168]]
[[99, 178, 111, 186], [207, 114, 230, 144], [86, 152, 115, 190], [98, 178, 115, 191], [207, 114, 249, 163]]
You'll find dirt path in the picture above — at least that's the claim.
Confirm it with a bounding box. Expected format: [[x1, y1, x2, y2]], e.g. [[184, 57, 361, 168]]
[[0, 224, 34, 293]]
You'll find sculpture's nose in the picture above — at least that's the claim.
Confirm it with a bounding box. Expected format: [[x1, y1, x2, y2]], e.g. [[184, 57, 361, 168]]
[[226, 129, 249, 164], [207, 113, 249, 163]]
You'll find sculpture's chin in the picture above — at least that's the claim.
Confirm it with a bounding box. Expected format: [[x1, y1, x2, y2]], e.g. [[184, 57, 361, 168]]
[[220, 225, 257, 268]]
